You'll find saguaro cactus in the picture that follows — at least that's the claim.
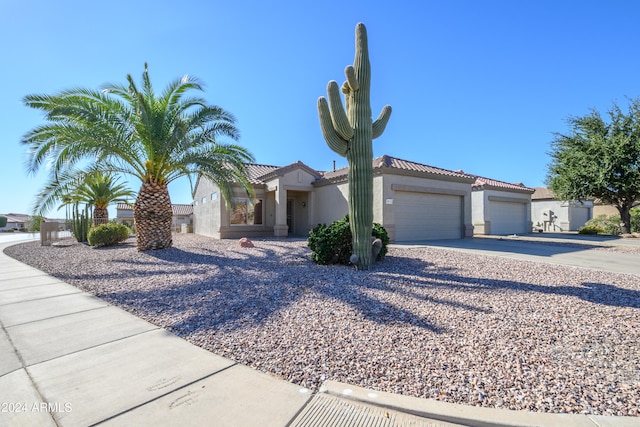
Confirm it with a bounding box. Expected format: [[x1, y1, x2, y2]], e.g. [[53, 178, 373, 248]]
[[317, 22, 392, 270]]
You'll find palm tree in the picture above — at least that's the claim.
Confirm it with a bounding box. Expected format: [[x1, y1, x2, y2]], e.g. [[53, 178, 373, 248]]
[[22, 64, 254, 250], [34, 170, 135, 227], [75, 173, 136, 226]]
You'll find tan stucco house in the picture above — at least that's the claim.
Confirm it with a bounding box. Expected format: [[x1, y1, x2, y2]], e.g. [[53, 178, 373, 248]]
[[471, 176, 534, 235], [116, 203, 194, 232], [531, 187, 593, 231], [192, 155, 477, 242], [0, 213, 30, 231], [592, 199, 640, 218]]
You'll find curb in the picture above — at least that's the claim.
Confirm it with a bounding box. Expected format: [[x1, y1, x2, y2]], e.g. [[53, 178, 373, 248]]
[[319, 381, 640, 427]]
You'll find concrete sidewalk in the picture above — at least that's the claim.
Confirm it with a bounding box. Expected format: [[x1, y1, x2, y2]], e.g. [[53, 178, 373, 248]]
[[1, 239, 638, 427]]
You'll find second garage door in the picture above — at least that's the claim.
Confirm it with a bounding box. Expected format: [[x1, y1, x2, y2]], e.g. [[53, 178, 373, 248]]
[[490, 201, 527, 235], [394, 191, 463, 241], [570, 206, 590, 230]]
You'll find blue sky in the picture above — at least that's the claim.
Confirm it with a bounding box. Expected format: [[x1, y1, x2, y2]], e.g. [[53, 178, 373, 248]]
[[2, 0, 639, 218]]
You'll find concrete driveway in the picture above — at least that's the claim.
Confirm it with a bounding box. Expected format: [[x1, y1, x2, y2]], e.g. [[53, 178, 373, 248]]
[[392, 233, 640, 276]]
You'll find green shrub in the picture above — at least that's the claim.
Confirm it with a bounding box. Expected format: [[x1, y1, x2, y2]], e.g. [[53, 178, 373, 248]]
[[372, 222, 390, 259], [308, 215, 389, 265], [631, 208, 640, 233], [578, 224, 604, 235], [584, 214, 621, 235], [0, 216, 7, 228], [88, 223, 130, 247]]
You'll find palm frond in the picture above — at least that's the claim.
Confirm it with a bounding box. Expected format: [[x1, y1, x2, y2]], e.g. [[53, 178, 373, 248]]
[[23, 63, 254, 220]]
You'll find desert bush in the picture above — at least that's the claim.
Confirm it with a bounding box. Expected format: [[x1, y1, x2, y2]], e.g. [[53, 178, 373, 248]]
[[88, 223, 130, 247], [631, 208, 640, 233], [578, 224, 604, 235], [584, 214, 621, 235], [308, 215, 389, 265]]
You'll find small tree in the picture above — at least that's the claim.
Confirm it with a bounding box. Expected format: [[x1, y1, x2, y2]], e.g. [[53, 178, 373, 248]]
[[547, 97, 640, 234], [36, 170, 135, 227], [27, 215, 43, 232], [0, 216, 7, 228]]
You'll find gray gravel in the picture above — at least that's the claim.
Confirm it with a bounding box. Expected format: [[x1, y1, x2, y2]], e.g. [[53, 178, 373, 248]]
[[4, 234, 639, 417]]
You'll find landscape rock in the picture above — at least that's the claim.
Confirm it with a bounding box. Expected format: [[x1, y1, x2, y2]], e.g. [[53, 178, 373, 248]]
[[4, 235, 639, 417], [239, 237, 254, 248]]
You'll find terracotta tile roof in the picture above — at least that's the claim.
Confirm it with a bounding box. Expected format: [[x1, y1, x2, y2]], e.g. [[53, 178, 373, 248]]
[[244, 163, 281, 184], [319, 155, 476, 182], [116, 203, 193, 215], [472, 176, 534, 193], [255, 161, 322, 181], [172, 204, 193, 216]]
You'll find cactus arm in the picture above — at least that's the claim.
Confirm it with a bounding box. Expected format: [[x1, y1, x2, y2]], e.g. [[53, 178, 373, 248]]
[[327, 81, 354, 140], [345, 66, 358, 91], [318, 97, 349, 156], [341, 81, 352, 112], [372, 105, 392, 139]]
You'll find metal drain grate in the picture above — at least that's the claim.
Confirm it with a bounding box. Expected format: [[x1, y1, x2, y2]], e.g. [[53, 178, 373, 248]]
[[290, 393, 468, 427]]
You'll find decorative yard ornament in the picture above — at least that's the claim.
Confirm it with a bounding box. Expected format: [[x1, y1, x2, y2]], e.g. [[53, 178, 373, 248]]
[[317, 22, 392, 270]]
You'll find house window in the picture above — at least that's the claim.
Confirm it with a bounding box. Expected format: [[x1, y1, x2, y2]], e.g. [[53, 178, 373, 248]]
[[230, 198, 263, 225], [211, 192, 218, 201], [195, 200, 198, 206], [202, 197, 206, 204]]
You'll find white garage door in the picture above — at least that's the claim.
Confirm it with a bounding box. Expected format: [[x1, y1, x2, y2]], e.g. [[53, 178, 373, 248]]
[[570, 207, 590, 230], [491, 201, 527, 235], [395, 192, 463, 241]]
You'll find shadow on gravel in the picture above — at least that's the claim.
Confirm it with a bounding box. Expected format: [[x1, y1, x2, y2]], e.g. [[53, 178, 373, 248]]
[[571, 282, 640, 308], [470, 276, 640, 309], [138, 246, 227, 265], [387, 254, 640, 309], [101, 245, 446, 335]]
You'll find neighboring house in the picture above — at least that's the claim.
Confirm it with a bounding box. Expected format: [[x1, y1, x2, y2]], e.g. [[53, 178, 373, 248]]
[[531, 187, 593, 231], [116, 203, 194, 232], [592, 199, 640, 218], [471, 176, 534, 235], [192, 155, 477, 242], [0, 213, 30, 230], [115, 204, 134, 228]]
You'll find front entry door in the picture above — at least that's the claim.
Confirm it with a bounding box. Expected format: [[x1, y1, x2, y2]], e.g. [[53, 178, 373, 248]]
[[286, 199, 293, 233]]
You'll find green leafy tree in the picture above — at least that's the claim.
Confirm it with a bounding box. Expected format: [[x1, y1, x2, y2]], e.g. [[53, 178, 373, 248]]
[[22, 64, 254, 250], [547, 98, 640, 234], [0, 216, 7, 228]]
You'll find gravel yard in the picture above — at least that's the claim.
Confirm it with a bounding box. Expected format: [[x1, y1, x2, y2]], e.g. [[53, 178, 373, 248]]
[[4, 234, 639, 416]]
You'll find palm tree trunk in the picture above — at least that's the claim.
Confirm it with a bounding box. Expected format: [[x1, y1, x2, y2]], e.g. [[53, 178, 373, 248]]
[[134, 181, 173, 251], [93, 206, 109, 227]]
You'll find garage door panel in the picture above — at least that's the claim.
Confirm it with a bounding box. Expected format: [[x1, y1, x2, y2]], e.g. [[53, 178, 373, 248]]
[[395, 192, 462, 241], [491, 201, 527, 235], [570, 207, 590, 230]]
